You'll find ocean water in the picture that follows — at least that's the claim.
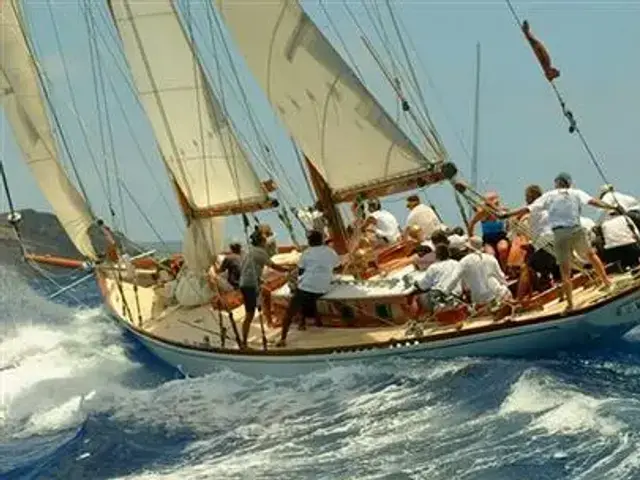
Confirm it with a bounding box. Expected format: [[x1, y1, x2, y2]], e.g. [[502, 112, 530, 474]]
[[4, 268, 640, 479]]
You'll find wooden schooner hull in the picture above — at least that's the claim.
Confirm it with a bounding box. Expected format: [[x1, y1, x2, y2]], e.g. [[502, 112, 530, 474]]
[[96, 268, 640, 378]]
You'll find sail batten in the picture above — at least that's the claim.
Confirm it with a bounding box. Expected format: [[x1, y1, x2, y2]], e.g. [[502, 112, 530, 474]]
[[108, 0, 270, 213], [215, 0, 446, 198], [0, 0, 97, 259]]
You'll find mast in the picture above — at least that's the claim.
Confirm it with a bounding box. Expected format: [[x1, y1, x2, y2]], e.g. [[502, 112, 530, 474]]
[[304, 156, 348, 254], [471, 42, 481, 192]]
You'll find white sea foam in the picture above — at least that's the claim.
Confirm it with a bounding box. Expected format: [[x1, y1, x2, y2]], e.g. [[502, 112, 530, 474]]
[[0, 269, 139, 438]]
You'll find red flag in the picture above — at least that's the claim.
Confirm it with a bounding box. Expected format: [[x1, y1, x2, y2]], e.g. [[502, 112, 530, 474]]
[[522, 20, 560, 82]]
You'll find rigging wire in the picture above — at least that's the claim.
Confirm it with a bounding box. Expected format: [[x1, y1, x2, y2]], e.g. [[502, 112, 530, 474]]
[[88, 2, 128, 233], [392, 8, 474, 163], [14, 2, 96, 219], [504, 0, 639, 244], [84, 0, 114, 222], [318, 0, 365, 81], [384, 0, 446, 154], [79, 2, 182, 232], [42, 0, 111, 213]]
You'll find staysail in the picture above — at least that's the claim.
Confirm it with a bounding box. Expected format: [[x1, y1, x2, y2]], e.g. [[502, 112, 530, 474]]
[[0, 0, 97, 259], [215, 0, 447, 202], [109, 0, 273, 271]]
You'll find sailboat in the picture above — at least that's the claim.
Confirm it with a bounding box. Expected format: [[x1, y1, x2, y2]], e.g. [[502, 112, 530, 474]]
[[2, 0, 640, 378]]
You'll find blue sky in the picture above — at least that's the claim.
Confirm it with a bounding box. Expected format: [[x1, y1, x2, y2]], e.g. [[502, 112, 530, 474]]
[[1, 1, 639, 245]]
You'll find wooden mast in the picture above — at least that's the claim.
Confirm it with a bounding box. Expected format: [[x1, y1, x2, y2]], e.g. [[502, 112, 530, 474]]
[[304, 156, 349, 255]]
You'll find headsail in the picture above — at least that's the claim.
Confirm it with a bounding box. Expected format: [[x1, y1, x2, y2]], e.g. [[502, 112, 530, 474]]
[[108, 0, 272, 217], [215, 0, 447, 202], [0, 0, 97, 259], [109, 0, 275, 272]]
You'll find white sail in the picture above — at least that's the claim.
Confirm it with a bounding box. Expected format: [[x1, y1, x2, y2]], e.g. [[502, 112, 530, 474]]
[[0, 1, 97, 259], [108, 0, 269, 215], [215, 0, 446, 199]]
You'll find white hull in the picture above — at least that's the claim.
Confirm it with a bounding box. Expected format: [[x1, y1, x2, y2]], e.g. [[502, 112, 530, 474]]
[[111, 289, 640, 378]]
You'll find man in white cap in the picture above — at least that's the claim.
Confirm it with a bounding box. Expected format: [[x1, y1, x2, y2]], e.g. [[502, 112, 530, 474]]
[[500, 172, 619, 311]]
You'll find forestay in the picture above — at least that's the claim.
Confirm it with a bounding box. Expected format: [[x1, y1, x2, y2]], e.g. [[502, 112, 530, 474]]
[[0, 0, 97, 259], [215, 0, 446, 199]]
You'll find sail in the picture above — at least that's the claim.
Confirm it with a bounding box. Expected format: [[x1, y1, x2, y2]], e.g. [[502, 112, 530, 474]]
[[108, 0, 270, 216], [215, 0, 446, 201], [0, 1, 97, 259]]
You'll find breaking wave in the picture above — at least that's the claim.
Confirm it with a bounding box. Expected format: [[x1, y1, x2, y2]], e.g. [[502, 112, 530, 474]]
[[3, 267, 640, 479]]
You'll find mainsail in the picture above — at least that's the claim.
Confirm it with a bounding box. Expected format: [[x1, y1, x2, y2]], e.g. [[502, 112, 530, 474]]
[[215, 0, 446, 201], [0, 0, 97, 259], [108, 0, 273, 271]]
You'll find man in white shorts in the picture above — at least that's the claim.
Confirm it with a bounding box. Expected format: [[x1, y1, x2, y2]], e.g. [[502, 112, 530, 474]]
[[501, 172, 619, 311]]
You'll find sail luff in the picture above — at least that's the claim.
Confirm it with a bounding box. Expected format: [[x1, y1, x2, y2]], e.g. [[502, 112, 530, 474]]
[[214, 0, 446, 199], [0, 0, 97, 259]]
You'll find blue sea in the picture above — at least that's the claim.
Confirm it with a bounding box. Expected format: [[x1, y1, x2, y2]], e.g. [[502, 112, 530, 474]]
[[4, 267, 640, 480]]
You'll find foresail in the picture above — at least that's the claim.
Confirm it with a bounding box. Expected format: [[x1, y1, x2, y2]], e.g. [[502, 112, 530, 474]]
[[0, 1, 97, 259], [215, 0, 446, 201], [108, 0, 270, 216]]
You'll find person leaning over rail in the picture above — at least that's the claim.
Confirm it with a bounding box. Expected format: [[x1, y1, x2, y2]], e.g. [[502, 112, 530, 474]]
[[467, 191, 511, 270], [499, 172, 620, 312]]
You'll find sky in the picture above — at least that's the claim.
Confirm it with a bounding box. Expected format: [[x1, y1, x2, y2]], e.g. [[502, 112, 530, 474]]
[[1, 0, 639, 247]]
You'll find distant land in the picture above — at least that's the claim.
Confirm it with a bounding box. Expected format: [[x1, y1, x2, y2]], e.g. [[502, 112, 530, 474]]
[[0, 209, 154, 277]]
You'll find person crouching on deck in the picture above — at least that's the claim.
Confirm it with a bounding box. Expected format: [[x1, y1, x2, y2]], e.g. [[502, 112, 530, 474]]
[[500, 172, 619, 312], [276, 230, 340, 347], [467, 191, 511, 270], [412, 244, 461, 315], [596, 211, 640, 272], [239, 230, 292, 349], [447, 237, 507, 306]]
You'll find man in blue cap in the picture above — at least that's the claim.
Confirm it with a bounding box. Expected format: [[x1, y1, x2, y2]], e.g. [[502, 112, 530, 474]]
[[501, 172, 619, 311]]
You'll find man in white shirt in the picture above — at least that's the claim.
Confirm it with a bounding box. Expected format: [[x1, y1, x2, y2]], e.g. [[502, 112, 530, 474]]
[[597, 213, 640, 271], [276, 230, 340, 347], [413, 244, 461, 313], [446, 238, 498, 305], [365, 198, 401, 244], [468, 236, 512, 301], [522, 185, 560, 291], [501, 172, 618, 311], [404, 195, 442, 241]]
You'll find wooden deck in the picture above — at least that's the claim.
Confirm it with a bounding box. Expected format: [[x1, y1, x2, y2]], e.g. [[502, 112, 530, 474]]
[[100, 268, 640, 353]]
